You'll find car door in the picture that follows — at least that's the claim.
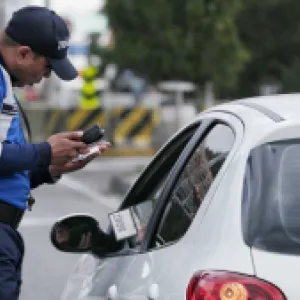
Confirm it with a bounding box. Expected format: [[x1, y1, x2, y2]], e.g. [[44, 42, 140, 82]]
[[66, 112, 243, 300]]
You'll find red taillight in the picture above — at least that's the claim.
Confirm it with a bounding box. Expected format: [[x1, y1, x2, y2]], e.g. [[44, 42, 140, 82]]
[[187, 271, 286, 300]]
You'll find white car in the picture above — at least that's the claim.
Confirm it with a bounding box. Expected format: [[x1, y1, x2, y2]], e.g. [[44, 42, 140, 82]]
[[51, 93, 300, 300]]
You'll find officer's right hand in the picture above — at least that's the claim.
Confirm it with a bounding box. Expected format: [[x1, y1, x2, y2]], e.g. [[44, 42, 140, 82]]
[[47, 131, 88, 166]]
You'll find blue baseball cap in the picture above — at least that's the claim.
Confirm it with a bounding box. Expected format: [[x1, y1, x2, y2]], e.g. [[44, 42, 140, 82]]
[[5, 6, 78, 81]]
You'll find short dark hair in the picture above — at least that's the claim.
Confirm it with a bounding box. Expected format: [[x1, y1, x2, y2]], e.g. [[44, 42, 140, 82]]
[[1, 33, 19, 47], [1, 33, 43, 59]]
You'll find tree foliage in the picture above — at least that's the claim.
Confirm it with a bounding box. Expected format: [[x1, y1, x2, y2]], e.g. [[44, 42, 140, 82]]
[[236, 0, 300, 96], [103, 0, 248, 90], [103, 0, 300, 97]]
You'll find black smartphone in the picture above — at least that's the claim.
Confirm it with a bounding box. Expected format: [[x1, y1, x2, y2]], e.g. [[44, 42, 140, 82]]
[[81, 124, 105, 144]]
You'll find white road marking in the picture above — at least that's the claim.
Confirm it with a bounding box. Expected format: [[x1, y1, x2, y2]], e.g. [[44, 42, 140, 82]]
[[20, 176, 121, 228], [20, 217, 58, 227], [58, 176, 120, 210]]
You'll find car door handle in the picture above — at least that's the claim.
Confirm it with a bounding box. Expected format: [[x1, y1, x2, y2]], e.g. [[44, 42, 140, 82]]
[[107, 284, 118, 299], [148, 283, 159, 299]]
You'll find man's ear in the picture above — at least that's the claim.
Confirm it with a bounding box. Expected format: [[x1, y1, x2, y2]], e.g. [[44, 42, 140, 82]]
[[16, 46, 32, 62]]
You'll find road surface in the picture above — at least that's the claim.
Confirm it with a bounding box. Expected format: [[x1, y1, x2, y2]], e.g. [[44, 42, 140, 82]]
[[19, 157, 150, 300]]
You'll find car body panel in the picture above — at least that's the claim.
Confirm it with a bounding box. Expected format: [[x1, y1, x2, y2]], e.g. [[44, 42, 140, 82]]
[[238, 93, 300, 121], [252, 249, 300, 299], [63, 110, 253, 300], [61, 94, 300, 300]]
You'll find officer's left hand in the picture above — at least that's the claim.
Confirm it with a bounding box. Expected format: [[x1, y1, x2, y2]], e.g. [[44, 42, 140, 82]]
[[49, 141, 111, 176]]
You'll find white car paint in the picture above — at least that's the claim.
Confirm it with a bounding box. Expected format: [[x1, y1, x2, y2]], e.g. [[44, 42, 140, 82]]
[[61, 94, 300, 300]]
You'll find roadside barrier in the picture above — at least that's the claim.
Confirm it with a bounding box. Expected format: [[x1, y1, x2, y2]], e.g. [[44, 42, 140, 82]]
[[112, 106, 160, 147], [44, 109, 66, 136], [65, 107, 107, 131], [41, 106, 160, 155]]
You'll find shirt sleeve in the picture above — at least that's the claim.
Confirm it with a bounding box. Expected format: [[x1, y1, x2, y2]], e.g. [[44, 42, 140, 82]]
[[0, 142, 52, 174], [30, 166, 61, 189]]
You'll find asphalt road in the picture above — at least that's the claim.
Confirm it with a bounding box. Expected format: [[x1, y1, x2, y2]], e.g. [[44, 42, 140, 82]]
[[18, 157, 150, 300]]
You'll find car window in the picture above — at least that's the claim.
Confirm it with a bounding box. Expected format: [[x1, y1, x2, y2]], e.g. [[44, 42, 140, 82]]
[[121, 176, 167, 247], [107, 124, 199, 250], [243, 140, 300, 255], [151, 123, 235, 248]]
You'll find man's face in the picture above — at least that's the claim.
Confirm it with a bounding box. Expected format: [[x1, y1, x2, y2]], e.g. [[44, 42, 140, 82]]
[[12, 46, 51, 87]]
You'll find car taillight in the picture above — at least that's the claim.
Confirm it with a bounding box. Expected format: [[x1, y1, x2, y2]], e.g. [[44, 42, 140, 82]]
[[187, 271, 286, 300]]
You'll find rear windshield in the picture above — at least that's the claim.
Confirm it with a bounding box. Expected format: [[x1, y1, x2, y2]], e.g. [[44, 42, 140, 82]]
[[242, 140, 300, 255]]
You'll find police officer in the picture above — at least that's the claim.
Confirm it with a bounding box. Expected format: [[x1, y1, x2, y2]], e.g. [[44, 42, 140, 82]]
[[0, 6, 110, 299]]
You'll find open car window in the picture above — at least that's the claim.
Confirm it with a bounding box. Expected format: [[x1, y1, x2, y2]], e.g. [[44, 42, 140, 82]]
[[106, 123, 200, 251], [150, 123, 235, 248]]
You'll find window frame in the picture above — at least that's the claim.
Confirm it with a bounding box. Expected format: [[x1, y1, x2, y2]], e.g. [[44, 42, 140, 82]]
[[139, 119, 233, 251], [96, 121, 202, 257], [97, 117, 238, 258], [118, 122, 201, 211]]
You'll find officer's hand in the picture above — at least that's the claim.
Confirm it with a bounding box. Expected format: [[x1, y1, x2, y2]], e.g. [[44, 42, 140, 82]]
[[47, 131, 89, 166], [49, 141, 111, 176]]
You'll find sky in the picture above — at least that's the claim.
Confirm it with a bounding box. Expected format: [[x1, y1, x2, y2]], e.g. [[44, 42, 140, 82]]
[[29, 0, 107, 36], [29, 0, 104, 14]]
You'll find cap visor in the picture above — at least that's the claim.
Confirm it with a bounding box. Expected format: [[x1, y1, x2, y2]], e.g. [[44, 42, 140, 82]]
[[48, 57, 78, 81]]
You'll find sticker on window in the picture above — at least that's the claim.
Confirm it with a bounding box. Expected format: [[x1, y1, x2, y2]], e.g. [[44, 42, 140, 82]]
[[109, 209, 138, 241]]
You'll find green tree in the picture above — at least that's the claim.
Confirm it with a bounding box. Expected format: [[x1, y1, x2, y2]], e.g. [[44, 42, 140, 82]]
[[103, 0, 248, 91], [236, 0, 300, 97]]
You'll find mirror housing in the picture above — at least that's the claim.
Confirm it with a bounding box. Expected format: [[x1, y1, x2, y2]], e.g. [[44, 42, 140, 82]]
[[50, 214, 117, 254]]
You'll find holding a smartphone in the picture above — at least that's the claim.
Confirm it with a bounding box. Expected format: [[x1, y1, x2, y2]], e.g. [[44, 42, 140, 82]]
[[73, 124, 106, 161], [80, 124, 105, 145]]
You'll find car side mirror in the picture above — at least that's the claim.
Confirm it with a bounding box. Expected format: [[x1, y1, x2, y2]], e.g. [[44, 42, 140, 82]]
[[50, 214, 115, 254]]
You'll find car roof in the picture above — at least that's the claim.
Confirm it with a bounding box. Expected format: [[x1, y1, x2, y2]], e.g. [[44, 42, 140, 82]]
[[207, 93, 300, 123]]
